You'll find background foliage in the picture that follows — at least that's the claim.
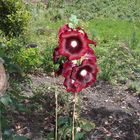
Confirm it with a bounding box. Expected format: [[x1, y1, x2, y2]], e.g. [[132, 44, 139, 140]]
[[0, 0, 30, 37], [0, 0, 140, 139]]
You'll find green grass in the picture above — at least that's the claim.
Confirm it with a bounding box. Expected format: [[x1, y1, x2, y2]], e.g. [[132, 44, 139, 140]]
[[26, 5, 140, 82], [87, 19, 140, 41], [2, 1, 140, 83]]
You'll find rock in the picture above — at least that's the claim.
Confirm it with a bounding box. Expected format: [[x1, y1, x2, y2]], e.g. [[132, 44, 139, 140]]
[[0, 58, 7, 97]]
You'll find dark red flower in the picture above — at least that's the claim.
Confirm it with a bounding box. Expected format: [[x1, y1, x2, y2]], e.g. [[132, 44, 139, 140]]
[[53, 47, 60, 63], [62, 61, 75, 77], [76, 27, 88, 38], [83, 48, 97, 62], [76, 27, 97, 46], [59, 30, 90, 60], [64, 75, 82, 93], [71, 59, 98, 89], [58, 24, 72, 38], [53, 24, 98, 93]]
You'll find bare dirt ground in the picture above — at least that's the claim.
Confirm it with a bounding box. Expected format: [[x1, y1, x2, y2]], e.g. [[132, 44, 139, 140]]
[[81, 81, 140, 140], [5, 74, 140, 140]]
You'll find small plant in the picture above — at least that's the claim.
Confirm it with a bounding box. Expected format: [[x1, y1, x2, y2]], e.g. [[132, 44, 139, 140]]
[[0, 40, 23, 76], [47, 116, 95, 140]]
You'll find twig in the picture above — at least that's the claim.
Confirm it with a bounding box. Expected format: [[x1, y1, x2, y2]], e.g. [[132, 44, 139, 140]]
[[55, 89, 58, 140], [0, 113, 2, 140], [72, 93, 77, 140], [54, 75, 58, 140]]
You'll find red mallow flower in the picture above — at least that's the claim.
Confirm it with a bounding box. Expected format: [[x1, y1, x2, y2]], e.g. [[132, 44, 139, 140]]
[[83, 48, 97, 62], [53, 47, 60, 63], [62, 61, 75, 77], [58, 25, 97, 60], [76, 27, 97, 46], [71, 59, 98, 89], [64, 75, 82, 93], [59, 30, 90, 60], [53, 24, 98, 93], [58, 24, 71, 38]]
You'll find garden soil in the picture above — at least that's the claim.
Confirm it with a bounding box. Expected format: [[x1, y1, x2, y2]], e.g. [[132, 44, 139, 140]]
[[7, 74, 140, 140]]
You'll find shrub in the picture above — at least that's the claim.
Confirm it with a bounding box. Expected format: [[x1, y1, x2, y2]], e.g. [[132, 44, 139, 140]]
[[41, 45, 59, 73], [13, 48, 42, 73], [0, 38, 24, 75], [0, 0, 30, 37]]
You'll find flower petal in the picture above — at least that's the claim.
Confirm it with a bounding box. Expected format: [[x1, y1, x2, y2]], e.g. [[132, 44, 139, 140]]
[[58, 24, 72, 38], [87, 39, 97, 46], [71, 59, 98, 89], [83, 48, 97, 62], [64, 75, 82, 93], [59, 31, 90, 60], [62, 61, 75, 77]]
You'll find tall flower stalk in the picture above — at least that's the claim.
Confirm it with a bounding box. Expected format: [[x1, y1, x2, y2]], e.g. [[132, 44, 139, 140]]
[[53, 73, 58, 140], [53, 16, 98, 139], [55, 89, 58, 140]]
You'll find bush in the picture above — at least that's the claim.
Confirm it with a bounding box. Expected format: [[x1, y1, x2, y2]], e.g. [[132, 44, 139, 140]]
[[0, 38, 24, 76], [0, 0, 30, 37], [14, 47, 42, 73], [41, 45, 59, 73]]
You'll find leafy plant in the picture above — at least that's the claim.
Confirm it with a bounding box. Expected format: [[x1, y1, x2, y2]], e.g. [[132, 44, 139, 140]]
[[0, 0, 30, 37], [41, 46, 59, 73], [47, 116, 95, 140], [0, 40, 23, 75], [14, 47, 42, 73]]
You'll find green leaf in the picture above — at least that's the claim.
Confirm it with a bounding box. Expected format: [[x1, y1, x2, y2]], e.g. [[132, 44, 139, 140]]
[[58, 116, 69, 126], [80, 119, 95, 132], [7, 63, 22, 74], [82, 122, 95, 132], [17, 103, 27, 112], [47, 132, 54, 140], [3, 129, 11, 137], [0, 95, 12, 106], [68, 23, 74, 29], [0, 49, 5, 58], [69, 14, 79, 26], [13, 135, 28, 140], [75, 132, 86, 140]]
